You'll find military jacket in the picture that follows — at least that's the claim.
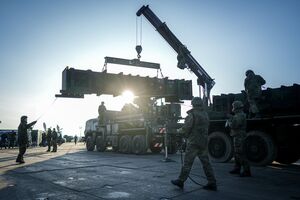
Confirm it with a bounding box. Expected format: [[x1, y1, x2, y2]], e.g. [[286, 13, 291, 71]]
[[181, 107, 209, 148], [17, 121, 36, 146], [244, 74, 266, 97], [229, 111, 247, 137]]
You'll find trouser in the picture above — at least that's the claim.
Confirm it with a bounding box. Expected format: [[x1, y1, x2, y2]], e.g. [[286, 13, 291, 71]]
[[16, 146, 27, 162], [52, 140, 57, 152], [47, 140, 51, 151], [233, 135, 250, 172], [179, 145, 216, 185]]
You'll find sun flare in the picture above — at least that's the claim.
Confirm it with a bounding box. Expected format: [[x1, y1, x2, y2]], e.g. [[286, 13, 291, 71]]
[[121, 90, 135, 104]]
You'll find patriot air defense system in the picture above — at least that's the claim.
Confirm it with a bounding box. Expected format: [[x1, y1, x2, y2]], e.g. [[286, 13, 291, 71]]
[[56, 5, 300, 166]]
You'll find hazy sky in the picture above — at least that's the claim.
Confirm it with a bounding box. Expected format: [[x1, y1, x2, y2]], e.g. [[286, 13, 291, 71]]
[[0, 0, 299, 135]]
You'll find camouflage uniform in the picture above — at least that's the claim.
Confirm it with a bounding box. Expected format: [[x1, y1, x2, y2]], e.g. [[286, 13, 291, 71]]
[[228, 101, 251, 176], [46, 128, 52, 152], [16, 116, 36, 163], [244, 70, 266, 117], [51, 129, 58, 152], [172, 97, 216, 189], [98, 102, 107, 125]]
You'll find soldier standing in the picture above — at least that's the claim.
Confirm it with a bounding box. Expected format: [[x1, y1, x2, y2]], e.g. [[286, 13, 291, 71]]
[[51, 128, 58, 152], [227, 101, 251, 177], [74, 135, 78, 145], [98, 101, 107, 125], [244, 70, 266, 118], [16, 116, 37, 164], [46, 128, 52, 152], [171, 97, 217, 190]]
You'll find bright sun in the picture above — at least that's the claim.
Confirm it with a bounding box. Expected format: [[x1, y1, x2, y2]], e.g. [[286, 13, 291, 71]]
[[121, 90, 135, 104]]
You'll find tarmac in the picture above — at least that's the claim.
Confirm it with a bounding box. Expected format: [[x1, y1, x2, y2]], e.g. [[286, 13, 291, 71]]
[[0, 143, 299, 200]]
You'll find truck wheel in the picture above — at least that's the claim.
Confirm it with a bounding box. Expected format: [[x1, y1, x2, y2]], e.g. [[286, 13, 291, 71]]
[[119, 135, 131, 153], [132, 135, 147, 154], [208, 131, 233, 163], [86, 136, 95, 151], [96, 136, 106, 152], [244, 131, 277, 166]]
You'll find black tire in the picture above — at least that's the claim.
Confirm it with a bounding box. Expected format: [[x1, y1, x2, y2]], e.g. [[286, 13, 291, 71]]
[[244, 131, 277, 166], [86, 136, 95, 151], [96, 136, 106, 152], [132, 135, 147, 154], [119, 135, 131, 153], [208, 131, 234, 163], [150, 140, 163, 154]]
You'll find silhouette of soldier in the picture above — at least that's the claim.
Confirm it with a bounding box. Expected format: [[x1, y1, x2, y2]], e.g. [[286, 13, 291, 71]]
[[16, 116, 37, 164]]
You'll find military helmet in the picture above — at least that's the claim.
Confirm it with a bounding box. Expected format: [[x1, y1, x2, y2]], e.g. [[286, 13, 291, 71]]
[[232, 101, 244, 111], [20, 115, 27, 122], [245, 69, 254, 76], [191, 97, 204, 107]]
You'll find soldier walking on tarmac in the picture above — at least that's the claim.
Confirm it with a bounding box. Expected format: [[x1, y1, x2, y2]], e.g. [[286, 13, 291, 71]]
[[171, 97, 217, 191], [16, 116, 37, 164], [46, 128, 52, 152], [244, 69, 266, 118], [98, 101, 107, 125], [227, 101, 251, 177], [51, 128, 58, 152]]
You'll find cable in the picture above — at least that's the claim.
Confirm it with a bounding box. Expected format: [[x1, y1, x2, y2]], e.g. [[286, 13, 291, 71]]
[[35, 98, 58, 122], [179, 142, 205, 186]]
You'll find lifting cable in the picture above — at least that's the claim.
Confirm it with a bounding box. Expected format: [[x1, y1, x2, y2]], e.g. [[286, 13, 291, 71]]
[[35, 97, 58, 122]]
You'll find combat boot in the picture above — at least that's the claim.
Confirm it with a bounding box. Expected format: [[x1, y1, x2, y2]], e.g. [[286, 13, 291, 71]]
[[203, 183, 217, 191], [229, 168, 241, 174], [171, 179, 184, 189], [240, 170, 251, 177]]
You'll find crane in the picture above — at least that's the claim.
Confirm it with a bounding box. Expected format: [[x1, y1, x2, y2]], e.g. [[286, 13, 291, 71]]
[[136, 5, 215, 104]]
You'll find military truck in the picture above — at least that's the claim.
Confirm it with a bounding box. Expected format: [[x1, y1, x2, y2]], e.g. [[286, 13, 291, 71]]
[[207, 84, 300, 166], [84, 101, 183, 154]]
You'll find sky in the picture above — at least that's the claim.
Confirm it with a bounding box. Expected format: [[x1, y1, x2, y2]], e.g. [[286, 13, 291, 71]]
[[0, 0, 299, 136]]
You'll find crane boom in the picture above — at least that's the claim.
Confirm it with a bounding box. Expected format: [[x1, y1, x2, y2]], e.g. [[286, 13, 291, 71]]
[[136, 5, 215, 102]]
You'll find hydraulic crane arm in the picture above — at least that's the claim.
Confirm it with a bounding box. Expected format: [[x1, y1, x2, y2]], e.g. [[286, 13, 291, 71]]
[[136, 5, 215, 102]]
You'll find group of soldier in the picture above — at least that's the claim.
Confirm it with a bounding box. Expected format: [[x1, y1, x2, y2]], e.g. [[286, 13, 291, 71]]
[[171, 69, 265, 190], [45, 128, 58, 152]]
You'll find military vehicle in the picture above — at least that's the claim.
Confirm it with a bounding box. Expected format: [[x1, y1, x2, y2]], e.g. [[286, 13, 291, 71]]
[[56, 5, 300, 166]]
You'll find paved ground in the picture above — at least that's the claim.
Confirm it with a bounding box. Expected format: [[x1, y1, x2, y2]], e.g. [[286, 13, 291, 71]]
[[0, 143, 299, 200]]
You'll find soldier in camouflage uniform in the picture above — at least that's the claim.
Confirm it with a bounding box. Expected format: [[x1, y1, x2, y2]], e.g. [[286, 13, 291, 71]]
[[244, 70, 266, 118], [16, 116, 37, 164], [171, 97, 217, 190], [98, 101, 107, 125], [227, 101, 251, 177], [51, 128, 58, 152], [46, 128, 52, 152]]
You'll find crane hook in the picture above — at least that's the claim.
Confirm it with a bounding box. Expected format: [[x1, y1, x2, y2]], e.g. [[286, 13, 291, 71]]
[[136, 45, 142, 60]]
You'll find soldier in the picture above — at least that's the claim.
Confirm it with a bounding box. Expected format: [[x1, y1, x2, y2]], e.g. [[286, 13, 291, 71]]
[[244, 70, 266, 118], [74, 135, 78, 145], [46, 128, 52, 152], [227, 101, 251, 177], [98, 101, 107, 125], [51, 128, 58, 152], [171, 97, 217, 190], [8, 131, 16, 148], [16, 116, 37, 164]]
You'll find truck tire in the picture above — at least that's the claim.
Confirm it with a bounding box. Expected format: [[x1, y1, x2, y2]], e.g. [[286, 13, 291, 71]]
[[119, 135, 131, 153], [244, 131, 277, 166], [132, 135, 147, 154], [208, 131, 233, 163], [86, 136, 95, 151], [96, 136, 106, 152]]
